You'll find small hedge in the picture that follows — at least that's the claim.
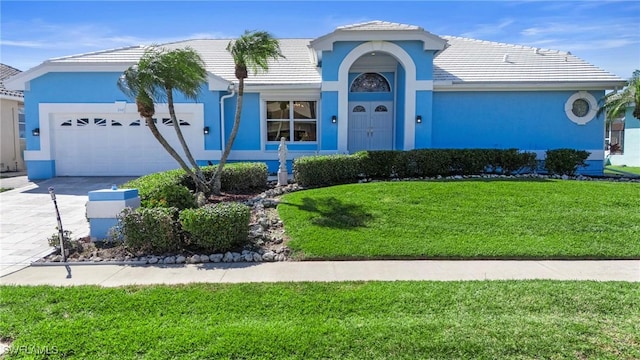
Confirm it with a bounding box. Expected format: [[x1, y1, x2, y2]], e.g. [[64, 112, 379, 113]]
[[179, 202, 251, 253], [145, 183, 197, 210], [294, 149, 539, 187], [122, 162, 268, 209], [544, 149, 590, 175], [113, 207, 182, 254], [293, 154, 361, 187]]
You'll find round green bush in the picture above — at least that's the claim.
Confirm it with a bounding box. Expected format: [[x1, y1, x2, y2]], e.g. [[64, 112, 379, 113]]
[[146, 184, 197, 210], [179, 202, 251, 253], [114, 207, 182, 254]]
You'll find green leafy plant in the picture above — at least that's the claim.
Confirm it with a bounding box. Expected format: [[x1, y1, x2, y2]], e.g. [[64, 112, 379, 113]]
[[122, 162, 268, 209], [179, 202, 250, 253], [293, 154, 361, 187], [146, 183, 196, 210], [114, 207, 183, 253], [47, 228, 73, 249], [544, 149, 590, 175]]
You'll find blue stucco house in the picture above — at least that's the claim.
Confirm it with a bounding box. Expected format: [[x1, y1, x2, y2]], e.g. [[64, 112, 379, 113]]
[[5, 21, 626, 180]]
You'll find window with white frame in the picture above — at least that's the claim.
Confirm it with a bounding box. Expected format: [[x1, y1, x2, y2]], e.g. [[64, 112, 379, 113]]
[[18, 105, 25, 139], [266, 100, 317, 142]]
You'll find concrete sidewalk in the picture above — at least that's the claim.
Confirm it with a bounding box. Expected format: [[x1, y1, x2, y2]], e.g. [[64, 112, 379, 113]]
[[1, 260, 638, 286]]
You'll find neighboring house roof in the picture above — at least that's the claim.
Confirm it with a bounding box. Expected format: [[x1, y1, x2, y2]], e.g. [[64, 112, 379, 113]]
[[4, 21, 625, 91], [0, 64, 24, 99]]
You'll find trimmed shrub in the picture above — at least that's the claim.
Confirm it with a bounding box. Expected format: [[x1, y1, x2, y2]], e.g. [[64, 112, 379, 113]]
[[293, 149, 540, 186], [493, 149, 538, 175], [122, 162, 268, 209], [448, 149, 488, 175], [114, 207, 182, 254], [179, 202, 250, 253], [404, 149, 452, 177], [357, 150, 402, 179], [220, 163, 268, 192], [122, 169, 185, 208], [181, 163, 268, 193], [146, 183, 197, 210], [293, 154, 361, 187], [544, 149, 590, 175]]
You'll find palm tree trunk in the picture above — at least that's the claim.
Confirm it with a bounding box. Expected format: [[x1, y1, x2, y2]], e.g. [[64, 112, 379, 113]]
[[143, 114, 202, 189], [210, 79, 244, 194], [166, 89, 208, 193]]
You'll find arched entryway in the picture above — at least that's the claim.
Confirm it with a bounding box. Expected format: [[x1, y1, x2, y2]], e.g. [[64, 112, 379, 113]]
[[348, 72, 394, 152], [336, 41, 422, 152]]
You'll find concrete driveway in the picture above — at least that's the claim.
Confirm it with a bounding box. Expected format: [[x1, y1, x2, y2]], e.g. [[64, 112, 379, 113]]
[[0, 176, 136, 277]]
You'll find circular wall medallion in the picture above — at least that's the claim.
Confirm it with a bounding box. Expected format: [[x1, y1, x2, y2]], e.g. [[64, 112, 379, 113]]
[[565, 91, 598, 125]]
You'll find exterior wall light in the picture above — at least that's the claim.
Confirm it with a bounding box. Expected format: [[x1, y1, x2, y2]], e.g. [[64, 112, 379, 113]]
[[416, 115, 422, 124], [32, 128, 40, 136], [331, 115, 337, 123], [203, 126, 210, 135]]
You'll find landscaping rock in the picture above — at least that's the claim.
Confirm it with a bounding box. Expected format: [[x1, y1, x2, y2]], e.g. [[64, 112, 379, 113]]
[[199, 254, 210, 263], [223, 252, 233, 263], [244, 253, 254, 262], [209, 254, 223, 263], [252, 252, 262, 262], [262, 251, 275, 261], [148, 256, 159, 264], [164, 256, 176, 264], [277, 254, 286, 262], [188, 255, 201, 264], [176, 255, 186, 264]]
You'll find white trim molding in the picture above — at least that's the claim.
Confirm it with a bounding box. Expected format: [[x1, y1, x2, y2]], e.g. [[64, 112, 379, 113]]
[[337, 41, 419, 152], [565, 91, 598, 125]]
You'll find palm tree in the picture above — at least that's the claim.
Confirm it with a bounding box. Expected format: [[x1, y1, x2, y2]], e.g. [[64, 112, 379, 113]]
[[118, 47, 210, 193], [209, 30, 284, 194], [599, 70, 640, 122]]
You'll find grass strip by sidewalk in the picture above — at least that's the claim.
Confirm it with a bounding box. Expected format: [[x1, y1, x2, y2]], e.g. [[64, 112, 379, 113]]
[[279, 180, 640, 259], [1, 281, 638, 359]]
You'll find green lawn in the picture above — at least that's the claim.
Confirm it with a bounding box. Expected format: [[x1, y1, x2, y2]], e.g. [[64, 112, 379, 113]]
[[605, 165, 640, 176], [279, 180, 640, 259], [0, 188, 11, 193], [1, 281, 638, 359]]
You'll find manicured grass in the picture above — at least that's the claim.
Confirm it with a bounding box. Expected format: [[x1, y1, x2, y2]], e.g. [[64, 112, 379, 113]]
[[279, 180, 640, 259], [0, 188, 11, 193], [606, 165, 640, 176], [1, 281, 638, 359]]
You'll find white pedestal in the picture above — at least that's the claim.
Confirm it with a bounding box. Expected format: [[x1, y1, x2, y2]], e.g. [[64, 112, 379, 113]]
[[277, 170, 288, 186]]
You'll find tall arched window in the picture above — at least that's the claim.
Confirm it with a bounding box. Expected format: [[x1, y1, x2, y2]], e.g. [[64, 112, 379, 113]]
[[350, 73, 391, 92]]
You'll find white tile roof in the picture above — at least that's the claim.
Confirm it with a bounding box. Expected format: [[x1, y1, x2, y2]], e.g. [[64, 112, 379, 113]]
[[337, 20, 422, 31], [9, 21, 625, 89], [50, 39, 321, 86], [0, 64, 24, 98], [434, 36, 622, 84]]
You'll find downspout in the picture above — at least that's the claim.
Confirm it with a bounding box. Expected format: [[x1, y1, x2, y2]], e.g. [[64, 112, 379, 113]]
[[219, 83, 236, 152]]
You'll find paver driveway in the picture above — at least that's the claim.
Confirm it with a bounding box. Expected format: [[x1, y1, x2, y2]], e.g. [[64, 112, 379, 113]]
[[0, 176, 135, 277]]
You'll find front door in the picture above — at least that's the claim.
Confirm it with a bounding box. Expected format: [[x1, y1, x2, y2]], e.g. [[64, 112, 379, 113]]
[[348, 101, 393, 153]]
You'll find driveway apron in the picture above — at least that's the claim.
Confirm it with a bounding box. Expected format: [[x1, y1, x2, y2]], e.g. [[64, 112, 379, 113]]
[[0, 176, 136, 277]]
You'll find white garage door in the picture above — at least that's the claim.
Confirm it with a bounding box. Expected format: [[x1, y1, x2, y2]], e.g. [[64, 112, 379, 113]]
[[52, 113, 202, 176]]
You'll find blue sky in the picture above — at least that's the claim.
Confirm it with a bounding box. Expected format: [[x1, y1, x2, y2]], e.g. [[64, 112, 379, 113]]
[[1, 0, 639, 78]]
